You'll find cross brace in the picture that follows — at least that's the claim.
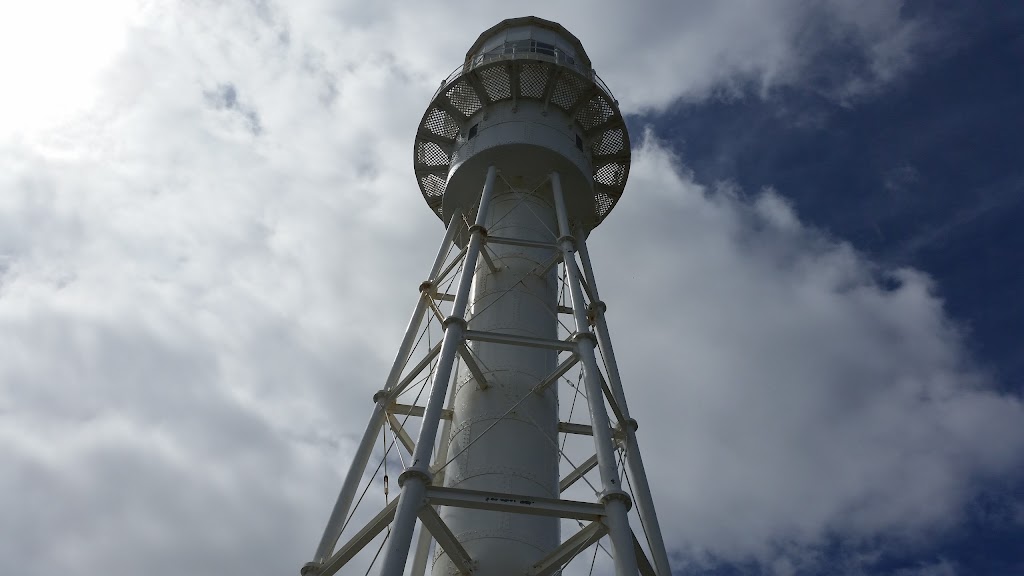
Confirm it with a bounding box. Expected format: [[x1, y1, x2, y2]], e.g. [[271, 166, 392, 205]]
[[388, 402, 607, 439], [306, 498, 398, 576], [463, 329, 576, 351], [417, 505, 475, 574], [526, 520, 608, 576], [424, 485, 605, 521], [559, 453, 599, 493]]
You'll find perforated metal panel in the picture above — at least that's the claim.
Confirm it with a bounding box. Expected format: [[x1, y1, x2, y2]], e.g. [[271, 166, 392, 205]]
[[424, 107, 460, 140], [594, 163, 626, 187], [519, 63, 548, 98], [576, 95, 615, 131], [447, 79, 483, 118], [595, 190, 616, 215], [416, 141, 450, 167], [551, 73, 586, 111], [477, 66, 511, 101], [420, 173, 446, 200], [593, 127, 624, 157]]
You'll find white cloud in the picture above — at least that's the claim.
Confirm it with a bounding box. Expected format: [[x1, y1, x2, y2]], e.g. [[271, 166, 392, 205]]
[[589, 133, 1024, 570], [0, 1, 141, 137], [0, 1, 1012, 576]]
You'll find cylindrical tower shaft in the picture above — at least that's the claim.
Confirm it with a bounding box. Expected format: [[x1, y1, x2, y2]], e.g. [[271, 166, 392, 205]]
[[433, 184, 561, 575]]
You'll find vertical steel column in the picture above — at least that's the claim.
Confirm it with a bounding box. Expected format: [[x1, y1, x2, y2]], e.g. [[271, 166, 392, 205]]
[[310, 209, 465, 567], [574, 223, 673, 576], [379, 166, 498, 576], [552, 172, 639, 576], [409, 366, 459, 576]]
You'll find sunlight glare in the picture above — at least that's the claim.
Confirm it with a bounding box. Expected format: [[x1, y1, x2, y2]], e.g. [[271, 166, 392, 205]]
[[0, 1, 139, 138]]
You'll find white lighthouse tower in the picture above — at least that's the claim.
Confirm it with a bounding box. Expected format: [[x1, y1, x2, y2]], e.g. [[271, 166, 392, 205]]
[[303, 17, 671, 576]]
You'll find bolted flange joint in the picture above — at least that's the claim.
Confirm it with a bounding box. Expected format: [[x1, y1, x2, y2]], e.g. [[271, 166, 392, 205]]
[[300, 561, 320, 576], [599, 489, 633, 511], [468, 224, 488, 237], [556, 234, 576, 247], [418, 280, 435, 294], [442, 316, 468, 330], [372, 389, 389, 404], [588, 300, 608, 315], [570, 331, 598, 345], [626, 418, 639, 432], [398, 465, 433, 487]]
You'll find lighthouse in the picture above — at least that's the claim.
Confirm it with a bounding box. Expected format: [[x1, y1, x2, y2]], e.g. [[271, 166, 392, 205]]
[[303, 17, 670, 576]]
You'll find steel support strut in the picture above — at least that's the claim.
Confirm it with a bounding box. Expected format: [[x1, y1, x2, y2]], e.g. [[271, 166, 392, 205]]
[[574, 223, 673, 576], [309, 209, 465, 567], [552, 172, 639, 576], [377, 166, 498, 575], [410, 361, 460, 576]]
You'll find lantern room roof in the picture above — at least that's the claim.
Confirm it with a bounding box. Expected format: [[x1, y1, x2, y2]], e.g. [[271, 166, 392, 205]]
[[464, 16, 594, 70]]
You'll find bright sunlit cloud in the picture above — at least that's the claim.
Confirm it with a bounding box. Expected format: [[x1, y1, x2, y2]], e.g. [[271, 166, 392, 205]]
[[0, 1, 139, 138]]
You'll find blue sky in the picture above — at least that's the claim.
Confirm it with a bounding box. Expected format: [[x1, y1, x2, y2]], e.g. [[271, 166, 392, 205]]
[[633, 3, 1024, 573], [1, 2, 1022, 576], [641, 1, 1024, 391]]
